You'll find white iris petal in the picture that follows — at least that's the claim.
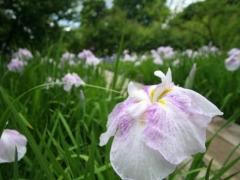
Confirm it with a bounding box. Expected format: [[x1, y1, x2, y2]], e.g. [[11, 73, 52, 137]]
[[0, 129, 27, 163]]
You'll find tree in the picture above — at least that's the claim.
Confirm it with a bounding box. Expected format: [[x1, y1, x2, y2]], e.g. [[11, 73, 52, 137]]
[[168, 0, 240, 49], [80, 0, 107, 27], [0, 0, 78, 53], [113, 0, 169, 26]]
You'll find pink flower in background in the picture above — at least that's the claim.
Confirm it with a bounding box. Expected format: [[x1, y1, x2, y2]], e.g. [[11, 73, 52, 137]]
[[78, 49, 101, 66], [157, 46, 175, 59], [122, 50, 137, 62], [100, 69, 223, 180], [62, 73, 85, 92], [61, 52, 75, 66], [225, 49, 240, 71], [228, 48, 240, 57], [0, 129, 27, 163], [7, 58, 26, 72], [13, 48, 33, 60], [151, 50, 163, 65], [183, 49, 199, 59], [78, 49, 94, 59], [199, 44, 219, 54], [85, 55, 101, 66]]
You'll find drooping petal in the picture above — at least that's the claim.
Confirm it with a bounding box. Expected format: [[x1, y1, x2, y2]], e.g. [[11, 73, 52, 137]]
[[144, 88, 223, 165], [110, 124, 176, 180], [99, 99, 137, 146], [175, 87, 223, 117], [154, 71, 165, 81], [143, 104, 203, 165], [0, 129, 27, 163]]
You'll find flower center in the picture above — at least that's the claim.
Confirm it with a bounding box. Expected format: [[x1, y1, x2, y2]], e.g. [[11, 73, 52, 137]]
[[149, 87, 172, 105]]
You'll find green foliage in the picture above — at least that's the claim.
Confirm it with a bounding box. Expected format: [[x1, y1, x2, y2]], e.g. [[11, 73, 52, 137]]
[[80, 0, 107, 26], [168, 0, 240, 49], [0, 0, 78, 53], [113, 0, 169, 26], [68, 0, 170, 55]]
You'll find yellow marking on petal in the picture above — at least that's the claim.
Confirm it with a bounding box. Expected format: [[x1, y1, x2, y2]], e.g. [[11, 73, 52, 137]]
[[149, 86, 156, 102], [149, 86, 172, 104], [158, 88, 172, 99], [158, 99, 166, 106]]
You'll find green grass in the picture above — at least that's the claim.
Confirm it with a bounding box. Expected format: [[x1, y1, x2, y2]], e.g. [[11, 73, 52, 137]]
[[0, 49, 239, 179]]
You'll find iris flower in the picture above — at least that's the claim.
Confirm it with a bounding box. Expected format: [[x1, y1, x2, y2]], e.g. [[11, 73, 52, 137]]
[[157, 46, 175, 59], [61, 52, 76, 66], [78, 49, 101, 66], [13, 48, 33, 60], [100, 69, 223, 180], [7, 58, 26, 72], [225, 49, 240, 71], [62, 73, 85, 92], [0, 129, 27, 163]]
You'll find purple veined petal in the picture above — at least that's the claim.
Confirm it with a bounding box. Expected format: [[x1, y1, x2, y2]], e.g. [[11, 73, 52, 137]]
[[143, 87, 223, 165], [175, 87, 223, 117], [110, 124, 176, 180], [225, 56, 240, 71], [99, 98, 137, 146], [143, 103, 206, 165], [165, 88, 192, 113], [228, 48, 240, 57], [0, 129, 27, 163], [143, 105, 167, 145]]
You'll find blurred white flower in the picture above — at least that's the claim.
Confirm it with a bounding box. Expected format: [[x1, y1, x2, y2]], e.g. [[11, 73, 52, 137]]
[[199, 44, 219, 55], [62, 73, 85, 92], [61, 52, 75, 66], [122, 50, 137, 62], [225, 48, 240, 71], [4, 9, 16, 19], [157, 46, 175, 59], [13, 48, 33, 60], [151, 50, 163, 65], [78, 49, 101, 66], [0, 129, 27, 163], [7, 58, 26, 72], [228, 48, 240, 57], [78, 49, 93, 59], [183, 49, 199, 59]]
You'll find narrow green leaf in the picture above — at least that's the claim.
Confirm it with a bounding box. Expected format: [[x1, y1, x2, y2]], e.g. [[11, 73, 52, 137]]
[[205, 159, 213, 180]]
